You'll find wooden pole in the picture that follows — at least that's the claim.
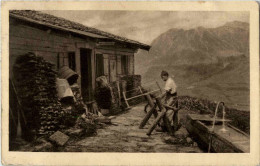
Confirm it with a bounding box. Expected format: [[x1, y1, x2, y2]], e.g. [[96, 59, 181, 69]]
[[138, 86, 143, 94], [117, 81, 121, 106], [122, 91, 130, 108]]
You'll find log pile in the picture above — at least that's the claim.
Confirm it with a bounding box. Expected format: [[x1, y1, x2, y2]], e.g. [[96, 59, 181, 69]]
[[13, 52, 62, 136], [120, 75, 144, 106]]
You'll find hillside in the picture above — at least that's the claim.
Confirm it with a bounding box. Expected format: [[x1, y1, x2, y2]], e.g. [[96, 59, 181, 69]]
[[135, 21, 249, 111]]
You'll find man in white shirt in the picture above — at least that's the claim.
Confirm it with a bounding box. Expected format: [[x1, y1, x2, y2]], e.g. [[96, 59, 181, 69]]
[[160, 70, 180, 131]]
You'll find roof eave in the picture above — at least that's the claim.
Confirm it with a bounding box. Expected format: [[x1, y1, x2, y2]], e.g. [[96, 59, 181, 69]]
[[10, 13, 151, 51]]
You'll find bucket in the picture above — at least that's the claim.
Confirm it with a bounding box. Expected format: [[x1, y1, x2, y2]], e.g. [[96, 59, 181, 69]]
[[56, 78, 74, 102], [58, 66, 79, 85]]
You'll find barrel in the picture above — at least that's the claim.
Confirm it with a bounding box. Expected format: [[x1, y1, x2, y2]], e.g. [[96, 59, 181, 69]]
[[58, 66, 79, 85], [56, 78, 74, 102]]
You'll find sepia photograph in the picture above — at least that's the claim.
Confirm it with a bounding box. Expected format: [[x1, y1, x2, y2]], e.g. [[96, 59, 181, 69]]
[[2, 1, 259, 166]]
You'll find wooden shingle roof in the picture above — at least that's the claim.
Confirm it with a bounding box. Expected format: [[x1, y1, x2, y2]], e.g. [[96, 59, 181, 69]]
[[10, 10, 150, 51]]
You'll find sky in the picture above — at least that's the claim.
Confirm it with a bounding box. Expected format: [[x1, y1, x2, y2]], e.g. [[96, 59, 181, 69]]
[[43, 11, 249, 45]]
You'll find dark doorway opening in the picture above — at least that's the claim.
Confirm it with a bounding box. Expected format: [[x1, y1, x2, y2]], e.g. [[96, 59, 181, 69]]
[[96, 54, 104, 78], [68, 52, 76, 71], [80, 48, 92, 102]]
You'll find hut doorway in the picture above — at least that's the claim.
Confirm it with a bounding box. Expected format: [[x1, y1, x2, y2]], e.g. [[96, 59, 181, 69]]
[[80, 48, 93, 102]]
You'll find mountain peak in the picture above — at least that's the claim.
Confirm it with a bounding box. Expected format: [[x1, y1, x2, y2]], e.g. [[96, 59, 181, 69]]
[[223, 21, 249, 29]]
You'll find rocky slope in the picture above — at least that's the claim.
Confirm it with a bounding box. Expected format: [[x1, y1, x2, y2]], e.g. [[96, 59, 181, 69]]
[[135, 21, 249, 110]]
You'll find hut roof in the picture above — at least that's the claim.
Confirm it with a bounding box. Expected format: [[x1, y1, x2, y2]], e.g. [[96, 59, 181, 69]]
[[10, 10, 150, 51]]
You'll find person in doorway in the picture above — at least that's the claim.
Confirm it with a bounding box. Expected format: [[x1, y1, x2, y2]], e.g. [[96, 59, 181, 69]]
[[160, 70, 180, 132]]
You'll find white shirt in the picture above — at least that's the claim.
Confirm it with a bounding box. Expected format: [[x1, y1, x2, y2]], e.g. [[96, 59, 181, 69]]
[[164, 77, 177, 94]]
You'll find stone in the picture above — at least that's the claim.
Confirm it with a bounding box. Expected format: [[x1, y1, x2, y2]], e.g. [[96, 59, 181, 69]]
[[33, 141, 53, 152], [163, 136, 177, 144], [49, 131, 69, 146], [174, 127, 189, 139], [193, 142, 198, 147], [66, 128, 85, 137], [186, 137, 193, 144]]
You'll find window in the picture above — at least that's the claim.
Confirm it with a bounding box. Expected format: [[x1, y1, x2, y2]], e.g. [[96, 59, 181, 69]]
[[68, 52, 76, 71]]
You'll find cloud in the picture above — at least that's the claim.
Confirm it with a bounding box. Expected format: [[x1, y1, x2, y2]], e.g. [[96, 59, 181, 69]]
[[43, 10, 249, 44]]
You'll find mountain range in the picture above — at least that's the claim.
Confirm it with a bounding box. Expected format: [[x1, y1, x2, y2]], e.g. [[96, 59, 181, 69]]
[[135, 21, 249, 111]]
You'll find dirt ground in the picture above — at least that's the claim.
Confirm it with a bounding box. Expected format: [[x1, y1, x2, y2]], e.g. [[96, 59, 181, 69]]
[[61, 104, 203, 153]]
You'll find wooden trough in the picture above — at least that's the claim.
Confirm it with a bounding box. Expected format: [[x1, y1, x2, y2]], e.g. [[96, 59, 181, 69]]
[[186, 114, 250, 153]]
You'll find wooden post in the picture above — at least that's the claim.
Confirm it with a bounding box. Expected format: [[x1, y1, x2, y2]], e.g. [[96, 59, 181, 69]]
[[117, 81, 121, 106], [122, 91, 130, 108]]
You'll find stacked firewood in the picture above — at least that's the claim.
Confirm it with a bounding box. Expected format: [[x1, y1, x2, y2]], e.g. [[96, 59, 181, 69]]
[[121, 75, 143, 106], [13, 52, 62, 136]]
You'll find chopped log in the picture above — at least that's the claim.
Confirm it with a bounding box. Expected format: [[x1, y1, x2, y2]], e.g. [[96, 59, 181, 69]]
[[146, 94, 158, 117], [138, 94, 158, 129], [139, 104, 157, 129], [156, 98, 174, 135], [147, 108, 166, 136]]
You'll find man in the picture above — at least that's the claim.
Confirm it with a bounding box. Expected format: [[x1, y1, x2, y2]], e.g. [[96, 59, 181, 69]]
[[160, 70, 180, 131]]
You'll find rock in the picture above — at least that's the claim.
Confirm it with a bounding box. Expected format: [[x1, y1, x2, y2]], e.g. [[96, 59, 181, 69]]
[[186, 137, 193, 144], [65, 128, 85, 137], [193, 142, 198, 147], [49, 131, 69, 146], [163, 136, 177, 144], [174, 127, 189, 139], [33, 141, 53, 152]]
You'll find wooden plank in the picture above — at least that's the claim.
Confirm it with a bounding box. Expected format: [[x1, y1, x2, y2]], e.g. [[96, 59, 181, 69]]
[[10, 36, 68, 50], [10, 23, 87, 44], [129, 55, 134, 75], [10, 43, 66, 53], [96, 48, 133, 56], [91, 50, 95, 90], [116, 55, 122, 75], [75, 48, 81, 87], [109, 59, 117, 82], [103, 57, 109, 76]]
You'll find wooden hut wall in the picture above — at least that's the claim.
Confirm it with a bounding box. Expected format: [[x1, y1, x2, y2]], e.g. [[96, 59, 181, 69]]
[[9, 18, 97, 90], [95, 46, 136, 83]]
